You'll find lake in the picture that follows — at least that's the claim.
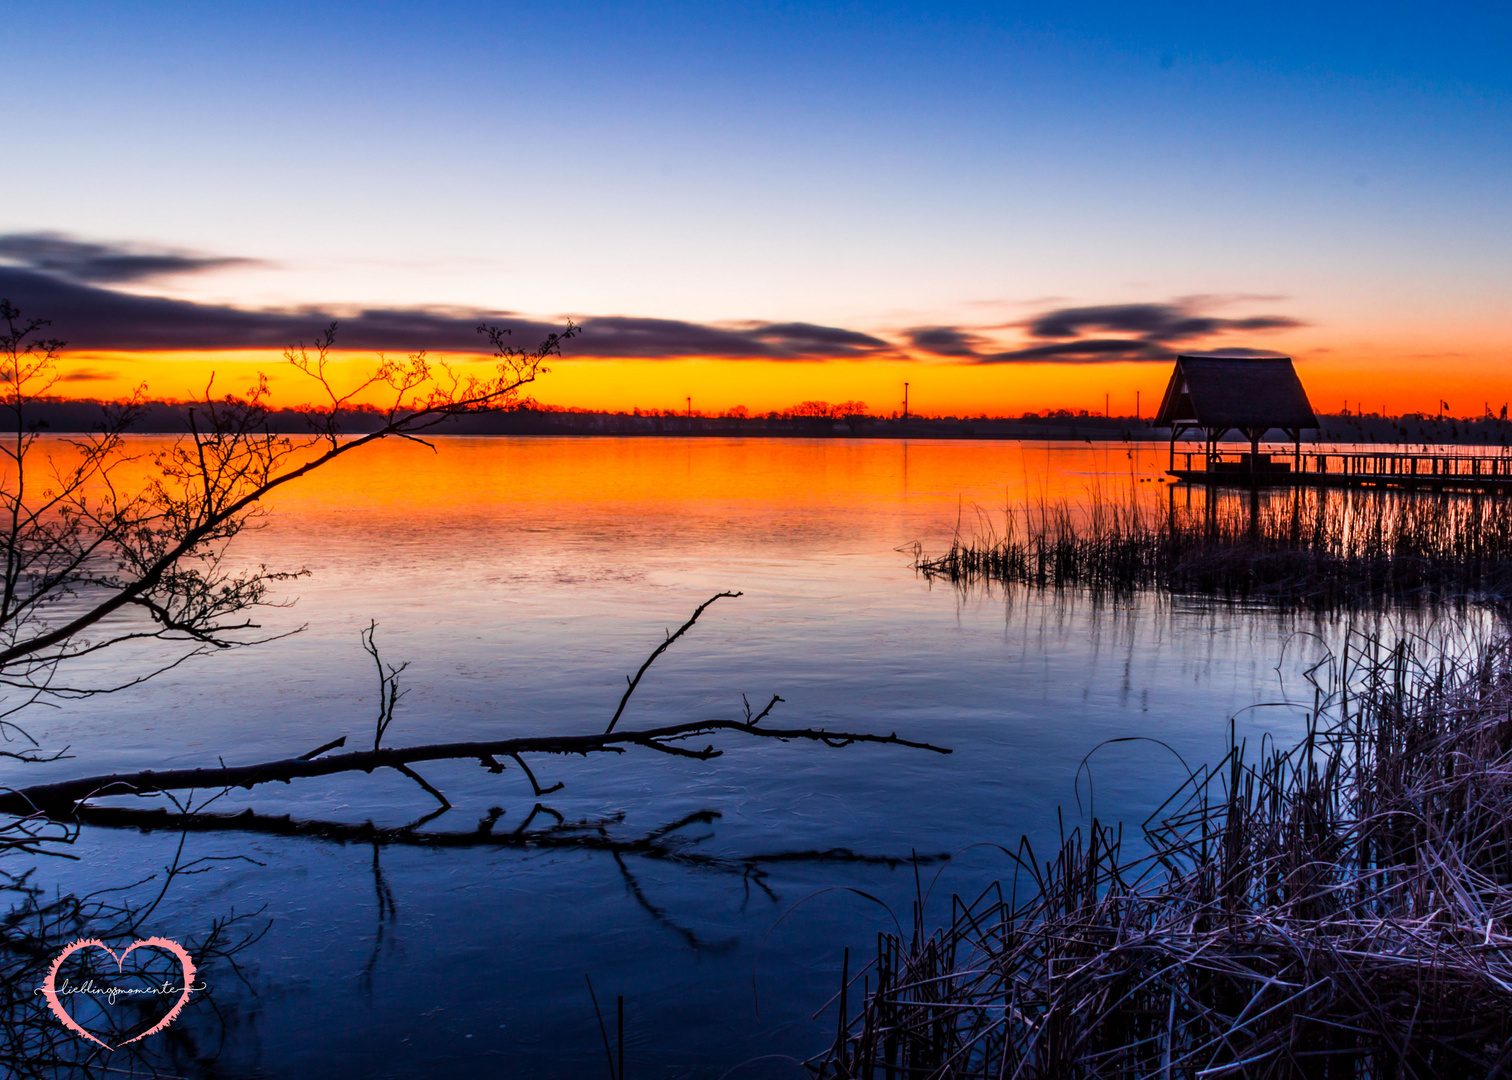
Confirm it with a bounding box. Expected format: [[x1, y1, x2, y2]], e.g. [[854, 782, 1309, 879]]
[[11, 436, 1440, 1078]]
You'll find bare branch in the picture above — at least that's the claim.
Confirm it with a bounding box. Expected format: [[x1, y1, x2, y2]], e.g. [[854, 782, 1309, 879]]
[[606, 590, 742, 733], [0, 309, 575, 690], [0, 715, 949, 819], [391, 763, 450, 809], [298, 735, 347, 761], [508, 752, 565, 797], [362, 622, 408, 750]]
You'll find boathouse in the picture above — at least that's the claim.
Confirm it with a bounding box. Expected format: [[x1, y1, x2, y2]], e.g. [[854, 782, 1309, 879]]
[[1154, 355, 1318, 476], [1156, 355, 1512, 492]]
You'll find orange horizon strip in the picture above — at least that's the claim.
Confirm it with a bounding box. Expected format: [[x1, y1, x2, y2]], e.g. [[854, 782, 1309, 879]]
[[44, 348, 1512, 420]]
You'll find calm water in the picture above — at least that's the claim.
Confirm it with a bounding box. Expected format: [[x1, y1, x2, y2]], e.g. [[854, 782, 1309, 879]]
[[11, 438, 1437, 1077]]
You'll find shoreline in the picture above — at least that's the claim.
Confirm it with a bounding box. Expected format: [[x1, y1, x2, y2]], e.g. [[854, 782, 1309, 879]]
[[18, 400, 1512, 446]]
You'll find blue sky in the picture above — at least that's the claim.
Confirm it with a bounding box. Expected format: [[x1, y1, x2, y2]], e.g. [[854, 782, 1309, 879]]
[[2, 1, 1509, 410]]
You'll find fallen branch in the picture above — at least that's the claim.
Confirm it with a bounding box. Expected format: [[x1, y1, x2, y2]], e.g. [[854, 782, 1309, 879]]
[[0, 715, 948, 819], [0, 593, 948, 824]]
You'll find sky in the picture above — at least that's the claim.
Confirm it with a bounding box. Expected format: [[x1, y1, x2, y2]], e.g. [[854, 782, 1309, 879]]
[[2, 1, 1509, 416]]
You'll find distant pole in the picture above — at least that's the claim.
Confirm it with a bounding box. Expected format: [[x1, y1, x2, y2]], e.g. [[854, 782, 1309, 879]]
[[903, 382, 909, 422], [1105, 393, 1109, 418], [1136, 390, 1140, 420], [686, 396, 691, 418]]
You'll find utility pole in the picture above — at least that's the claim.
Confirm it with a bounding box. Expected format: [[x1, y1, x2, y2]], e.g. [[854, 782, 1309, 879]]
[[903, 382, 909, 422], [686, 396, 692, 419], [1135, 390, 1141, 421], [1105, 393, 1109, 418]]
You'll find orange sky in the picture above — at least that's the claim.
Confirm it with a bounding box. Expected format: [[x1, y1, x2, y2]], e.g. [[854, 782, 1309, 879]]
[[52, 342, 1512, 419]]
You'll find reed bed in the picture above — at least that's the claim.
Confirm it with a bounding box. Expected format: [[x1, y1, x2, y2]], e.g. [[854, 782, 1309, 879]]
[[917, 489, 1512, 608], [812, 631, 1512, 1078]]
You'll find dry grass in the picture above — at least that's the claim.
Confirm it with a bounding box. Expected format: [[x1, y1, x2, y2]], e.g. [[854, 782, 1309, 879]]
[[917, 489, 1512, 609], [814, 630, 1512, 1078]]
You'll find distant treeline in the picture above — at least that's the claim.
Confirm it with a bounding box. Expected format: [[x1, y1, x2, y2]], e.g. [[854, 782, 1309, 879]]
[[1321, 408, 1512, 447], [13, 400, 1149, 440], [17, 399, 1512, 444]]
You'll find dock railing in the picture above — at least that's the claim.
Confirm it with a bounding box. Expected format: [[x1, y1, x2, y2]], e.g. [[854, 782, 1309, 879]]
[[1173, 447, 1512, 489]]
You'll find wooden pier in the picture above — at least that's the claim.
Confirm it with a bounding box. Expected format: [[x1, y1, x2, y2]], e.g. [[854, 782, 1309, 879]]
[[1170, 448, 1512, 493], [1150, 355, 1512, 493]]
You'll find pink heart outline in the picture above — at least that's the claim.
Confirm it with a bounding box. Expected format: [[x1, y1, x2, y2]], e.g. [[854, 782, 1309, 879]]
[[42, 937, 198, 1050]]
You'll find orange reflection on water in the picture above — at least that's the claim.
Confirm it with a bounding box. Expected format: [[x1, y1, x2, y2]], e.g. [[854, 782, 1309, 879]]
[[238, 436, 1177, 559], [43, 434, 1173, 546]]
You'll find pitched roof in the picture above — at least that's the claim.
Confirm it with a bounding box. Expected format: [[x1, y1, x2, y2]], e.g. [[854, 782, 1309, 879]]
[[1153, 355, 1318, 431]]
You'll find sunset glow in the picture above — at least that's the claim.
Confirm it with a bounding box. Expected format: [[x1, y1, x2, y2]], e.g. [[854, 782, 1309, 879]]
[[54, 344, 1512, 420], [3, 2, 1506, 420]]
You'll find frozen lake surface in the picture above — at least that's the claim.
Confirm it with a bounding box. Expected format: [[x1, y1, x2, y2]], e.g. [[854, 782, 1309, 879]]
[[14, 437, 1423, 1077]]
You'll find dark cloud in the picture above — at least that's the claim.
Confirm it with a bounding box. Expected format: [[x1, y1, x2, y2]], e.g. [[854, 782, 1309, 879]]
[[744, 322, 889, 354], [0, 269, 890, 360], [978, 339, 1173, 364], [918, 297, 1305, 365], [1180, 347, 1291, 358], [1026, 302, 1302, 343], [576, 317, 888, 359], [0, 233, 260, 284], [903, 326, 990, 357], [0, 235, 1304, 367], [0, 267, 449, 351]]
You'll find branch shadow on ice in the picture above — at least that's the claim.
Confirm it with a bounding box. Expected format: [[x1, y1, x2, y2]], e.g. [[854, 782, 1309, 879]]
[[70, 801, 949, 956]]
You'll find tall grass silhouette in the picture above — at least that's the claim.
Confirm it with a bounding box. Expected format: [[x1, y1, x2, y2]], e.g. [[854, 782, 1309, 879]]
[[815, 629, 1512, 1078], [917, 488, 1512, 608]]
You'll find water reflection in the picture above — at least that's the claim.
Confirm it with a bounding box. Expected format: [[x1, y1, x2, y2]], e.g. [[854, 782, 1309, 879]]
[[7, 438, 1489, 1077]]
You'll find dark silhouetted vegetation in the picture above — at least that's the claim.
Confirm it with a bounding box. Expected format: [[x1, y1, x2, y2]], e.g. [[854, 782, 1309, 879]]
[[815, 628, 1512, 1078], [918, 489, 1512, 609]]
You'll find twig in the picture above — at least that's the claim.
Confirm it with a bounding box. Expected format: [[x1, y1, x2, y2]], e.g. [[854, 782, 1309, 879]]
[[508, 752, 564, 797], [391, 763, 450, 809], [298, 736, 346, 761], [606, 591, 741, 733]]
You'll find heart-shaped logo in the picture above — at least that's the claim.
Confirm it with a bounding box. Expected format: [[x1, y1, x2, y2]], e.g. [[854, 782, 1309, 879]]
[[41, 937, 198, 1050]]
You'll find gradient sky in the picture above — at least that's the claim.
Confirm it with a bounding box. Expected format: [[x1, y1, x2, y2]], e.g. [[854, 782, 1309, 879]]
[[3, 1, 1509, 416]]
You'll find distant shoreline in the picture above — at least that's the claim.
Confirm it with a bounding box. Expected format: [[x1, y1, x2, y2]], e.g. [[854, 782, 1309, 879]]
[[17, 401, 1512, 447]]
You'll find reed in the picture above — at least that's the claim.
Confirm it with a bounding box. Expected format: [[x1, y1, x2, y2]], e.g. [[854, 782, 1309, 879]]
[[917, 488, 1512, 608], [813, 630, 1512, 1078]]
